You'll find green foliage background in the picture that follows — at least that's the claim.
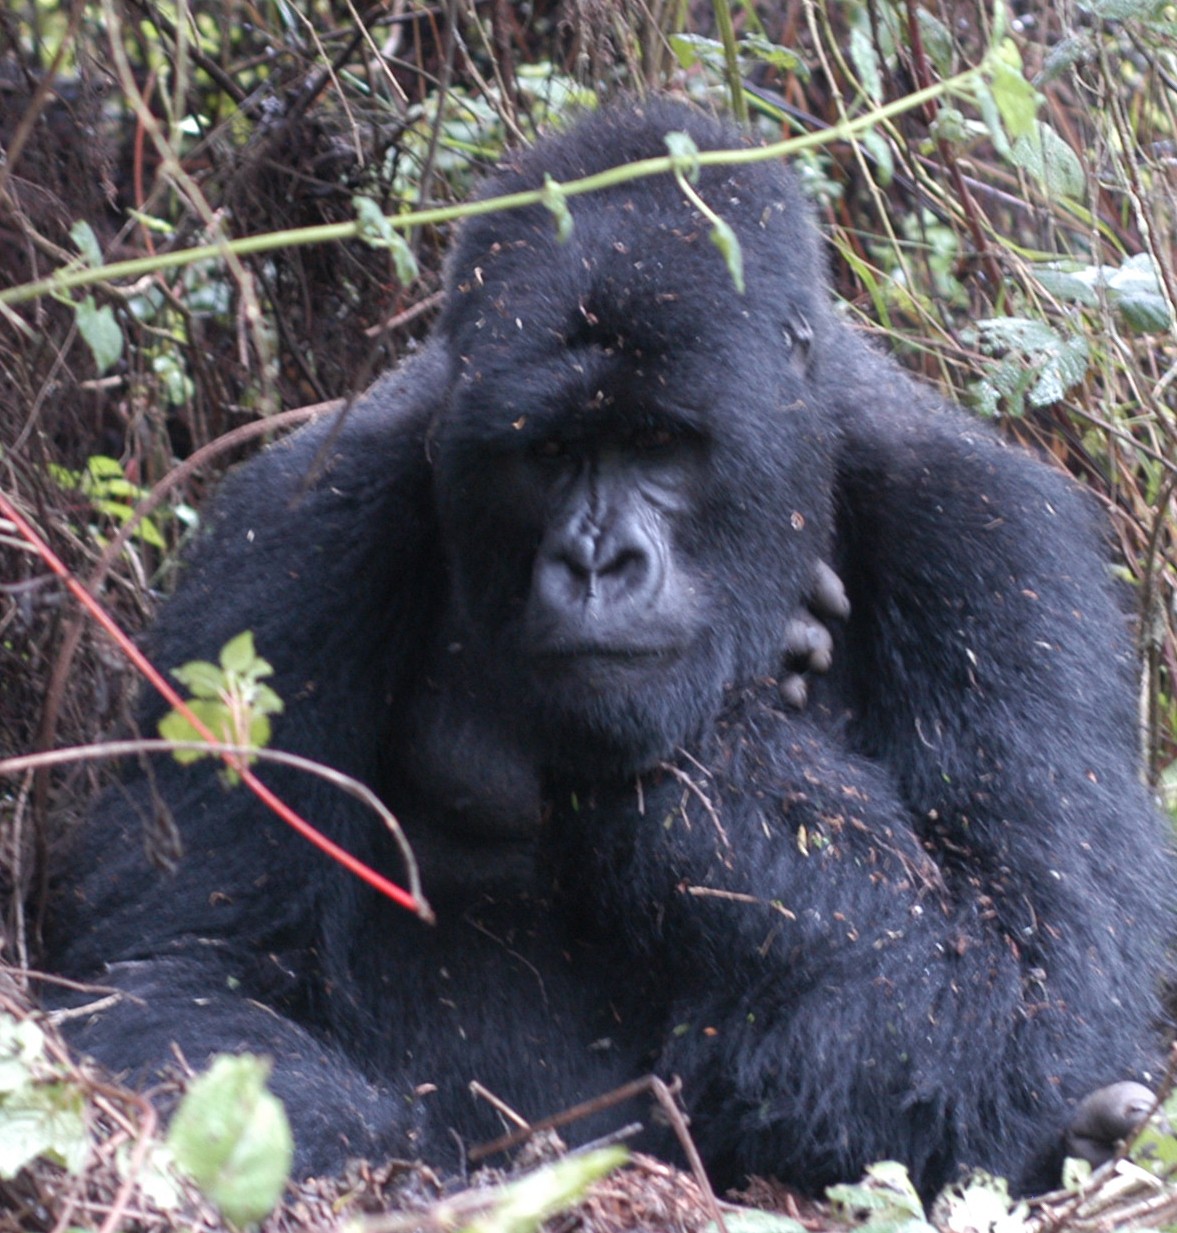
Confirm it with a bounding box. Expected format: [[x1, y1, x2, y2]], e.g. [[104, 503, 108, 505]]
[[1, 0, 1175, 939]]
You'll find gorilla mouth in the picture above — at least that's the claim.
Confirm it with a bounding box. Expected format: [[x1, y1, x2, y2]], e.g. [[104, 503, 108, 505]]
[[533, 643, 683, 665]]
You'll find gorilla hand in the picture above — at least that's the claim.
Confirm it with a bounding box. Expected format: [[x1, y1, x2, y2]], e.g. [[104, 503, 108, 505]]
[[780, 559, 850, 708], [1065, 1081, 1159, 1169]]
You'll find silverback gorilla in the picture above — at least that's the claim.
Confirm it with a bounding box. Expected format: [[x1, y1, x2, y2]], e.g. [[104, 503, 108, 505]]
[[48, 100, 1173, 1199]]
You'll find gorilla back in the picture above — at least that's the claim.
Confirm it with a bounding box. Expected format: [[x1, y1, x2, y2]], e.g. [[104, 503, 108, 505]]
[[47, 99, 1173, 1200]]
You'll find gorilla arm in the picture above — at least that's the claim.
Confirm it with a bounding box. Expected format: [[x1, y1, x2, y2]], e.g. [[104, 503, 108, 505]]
[[551, 702, 1054, 1198], [46, 346, 452, 1173]]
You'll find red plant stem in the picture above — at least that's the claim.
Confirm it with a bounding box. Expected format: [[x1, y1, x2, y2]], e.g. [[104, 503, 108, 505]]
[[0, 490, 422, 916]]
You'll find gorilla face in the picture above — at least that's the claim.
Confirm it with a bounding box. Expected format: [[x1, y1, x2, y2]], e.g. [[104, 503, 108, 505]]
[[432, 290, 836, 776]]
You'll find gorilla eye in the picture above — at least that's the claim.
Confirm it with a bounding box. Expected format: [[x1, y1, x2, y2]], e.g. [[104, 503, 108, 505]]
[[632, 426, 676, 452], [533, 438, 567, 459]]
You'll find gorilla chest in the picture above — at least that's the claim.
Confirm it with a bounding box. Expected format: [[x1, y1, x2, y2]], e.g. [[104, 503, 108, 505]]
[[337, 896, 661, 1138]]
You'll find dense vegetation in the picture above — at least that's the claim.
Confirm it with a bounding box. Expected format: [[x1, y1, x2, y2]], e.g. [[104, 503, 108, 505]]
[[1, 1, 1175, 1229]]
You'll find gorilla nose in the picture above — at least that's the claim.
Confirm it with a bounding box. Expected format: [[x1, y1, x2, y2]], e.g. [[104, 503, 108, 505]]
[[536, 525, 662, 616]]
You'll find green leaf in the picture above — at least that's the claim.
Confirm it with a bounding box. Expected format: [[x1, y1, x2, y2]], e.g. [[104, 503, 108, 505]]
[[352, 196, 420, 286], [667, 32, 724, 72], [665, 131, 701, 183], [159, 700, 225, 761], [1116, 291, 1171, 332], [220, 630, 259, 676], [248, 713, 273, 750], [0, 1018, 46, 1094], [167, 1055, 293, 1227], [963, 317, 1089, 413], [705, 1211, 808, 1233], [1028, 334, 1088, 406], [540, 174, 573, 243], [861, 128, 894, 186], [1061, 1155, 1093, 1191], [1038, 33, 1096, 83], [172, 660, 226, 700], [1033, 267, 1099, 306], [915, 10, 955, 77], [988, 41, 1039, 141], [1011, 122, 1085, 200], [69, 220, 103, 268], [254, 683, 285, 716], [972, 81, 1012, 160], [710, 218, 745, 294], [827, 1161, 933, 1233], [1081, 0, 1167, 16], [1108, 254, 1172, 331], [462, 1147, 627, 1233], [849, 24, 883, 103], [75, 295, 123, 375], [740, 34, 806, 77], [0, 1082, 90, 1178]]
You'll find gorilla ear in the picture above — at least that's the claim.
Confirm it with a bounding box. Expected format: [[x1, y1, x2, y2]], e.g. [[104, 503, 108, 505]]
[[783, 313, 814, 373]]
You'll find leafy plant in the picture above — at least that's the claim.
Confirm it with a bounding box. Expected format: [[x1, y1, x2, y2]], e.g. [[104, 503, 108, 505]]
[[158, 631, 284, 782], [0, 1014, 90, 1179], [48, 455, 169, 549], [167, 1054, 292, 1227]]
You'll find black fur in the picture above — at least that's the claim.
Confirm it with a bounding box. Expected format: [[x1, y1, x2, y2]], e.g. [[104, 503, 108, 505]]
[[47, 100, 1173, 1199]]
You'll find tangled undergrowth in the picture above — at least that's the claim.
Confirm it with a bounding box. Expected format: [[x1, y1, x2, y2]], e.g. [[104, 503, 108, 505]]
[[2, 0, 1176, 1229]]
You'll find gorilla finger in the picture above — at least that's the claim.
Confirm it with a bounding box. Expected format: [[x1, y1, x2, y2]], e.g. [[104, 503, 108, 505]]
[[811, 559, 851, 621], [784, 616, 834, 673], [780, 674, 808, 710], [1065, 1081, 1159, 1167]]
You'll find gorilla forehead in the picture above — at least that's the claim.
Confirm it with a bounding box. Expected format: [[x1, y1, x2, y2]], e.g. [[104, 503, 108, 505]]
[[440, 101, 827, 368]]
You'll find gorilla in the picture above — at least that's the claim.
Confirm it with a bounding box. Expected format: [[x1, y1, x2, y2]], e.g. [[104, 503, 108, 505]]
[[47, 99, 1173, 1201]]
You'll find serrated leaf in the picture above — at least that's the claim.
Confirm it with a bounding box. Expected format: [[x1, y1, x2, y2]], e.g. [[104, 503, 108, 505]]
[[973, 81, 1012, 160], [929, 107, 968, 147], [741, 34, 806, 77], [75, 296, 123, 375], [915, 10, 954, 76], [1033, 268, 1099, 305], [220, 630, 259, 676], [172, 660, 226, 700], [167, 1055, 292, 1227], [1011, 122, 1084, 200], [932, 1172, 1025, 1233], [1029, 335, 1088, 406], [159, 701, 224, 761], [253, 684, 285, 715], [826, 1161, 936, 1233], [389, 232, 419, 287], [1114, 291, 1170, 332], [710, 219, 745, 294], [0, 1083, 90, 1178]]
